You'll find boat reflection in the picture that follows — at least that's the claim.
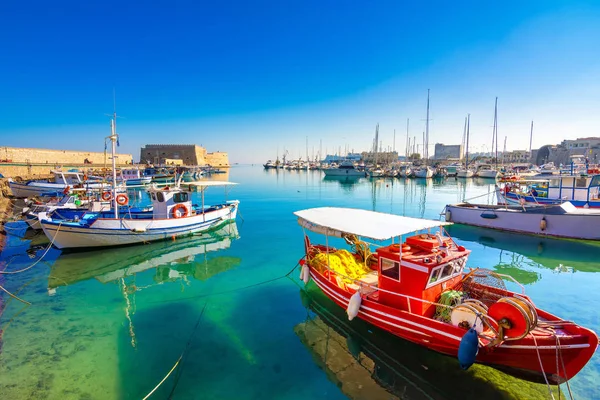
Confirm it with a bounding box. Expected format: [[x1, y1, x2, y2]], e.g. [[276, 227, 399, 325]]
[[48, 221, 241, 290], [447, 224, 600, 273], [322, 176, 364, 191], [296, 285, 558, 400]]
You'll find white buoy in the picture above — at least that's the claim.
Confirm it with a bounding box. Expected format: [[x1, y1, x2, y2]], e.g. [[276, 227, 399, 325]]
[[347, 291, 362, 321], [300, 264, 310, 284]]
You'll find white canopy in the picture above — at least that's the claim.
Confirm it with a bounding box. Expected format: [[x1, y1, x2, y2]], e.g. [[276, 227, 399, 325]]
[[294, 207, 451, 241], [185, 181, 238, 187]]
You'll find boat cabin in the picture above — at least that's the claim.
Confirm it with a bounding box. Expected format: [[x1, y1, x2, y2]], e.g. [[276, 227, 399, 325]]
[[147, 186, 195, 219], [546, 174, 600, 202], [121, 168, 143, 180], [370, 233, 469, 317]]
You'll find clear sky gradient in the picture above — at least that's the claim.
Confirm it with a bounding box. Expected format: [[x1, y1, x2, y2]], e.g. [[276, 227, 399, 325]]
[[1, 1, 599, 163]]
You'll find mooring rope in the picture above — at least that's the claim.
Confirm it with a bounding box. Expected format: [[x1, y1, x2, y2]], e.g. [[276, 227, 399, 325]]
[[142, 302, 208, 400], [143, 258, 302, 305]]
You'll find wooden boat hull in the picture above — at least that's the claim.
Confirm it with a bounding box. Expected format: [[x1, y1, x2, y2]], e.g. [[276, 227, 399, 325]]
[[445, 203, 600, 240], [40, 202, 238, 249], [308, 267, 597, 383]]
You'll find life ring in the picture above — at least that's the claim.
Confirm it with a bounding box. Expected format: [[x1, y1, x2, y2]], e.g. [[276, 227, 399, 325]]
[[101, 191, 113, 201], [63, 185, 71, 195], [171, 204, 189, 218], [116, 194, 129, 206]]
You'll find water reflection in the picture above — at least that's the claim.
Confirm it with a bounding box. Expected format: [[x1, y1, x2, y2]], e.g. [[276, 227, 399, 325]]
[[447, 224, 600, 273], [48, 221, 240, 291], [297, 285, 557, 400], [322, 176, 364, 191]]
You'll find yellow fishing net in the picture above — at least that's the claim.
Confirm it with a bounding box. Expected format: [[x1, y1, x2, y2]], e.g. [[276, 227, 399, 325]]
[[309, 249, 372, 283]]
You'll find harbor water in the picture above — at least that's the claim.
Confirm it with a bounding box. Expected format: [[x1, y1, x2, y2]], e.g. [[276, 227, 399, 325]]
[[0, 166, 599, 399]]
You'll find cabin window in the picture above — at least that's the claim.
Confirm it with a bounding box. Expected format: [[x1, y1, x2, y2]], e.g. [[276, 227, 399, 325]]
[[562, 178, 574, 188], [150, 192, 156, 201], [591, 176, 600, 187], [173, 192, 188, 203], [156, 192, 165, 203], [549, 179, 560, 188], [381, 258, 400, 280], [428, 268, 441, 284], [576, 178, 588, 188], [439, 263, 454, 280]]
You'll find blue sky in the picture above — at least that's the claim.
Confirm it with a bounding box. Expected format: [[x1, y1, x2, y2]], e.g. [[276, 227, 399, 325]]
[[1, 1, 599, 163]]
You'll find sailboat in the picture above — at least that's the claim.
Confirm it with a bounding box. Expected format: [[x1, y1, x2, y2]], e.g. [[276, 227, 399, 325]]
[[477, 98, 500, 179], [456, 114, 474, 178], [413, 90, 434, 179]]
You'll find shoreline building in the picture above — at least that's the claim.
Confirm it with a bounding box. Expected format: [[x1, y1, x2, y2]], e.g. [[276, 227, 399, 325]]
[[140, 144, 230, 167], [533, 137, 600, 166], [434, 144, 463, 160]]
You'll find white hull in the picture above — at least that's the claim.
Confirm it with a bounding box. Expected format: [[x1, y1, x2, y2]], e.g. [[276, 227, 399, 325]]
[[477, 170, 499, 179], [40, 202, 239, 249], [8, 180, 112, 198], [413, 167, 433, 179], [323, 168, 365, 177], [125, 177, 152, 186], [456, 170, 474, 178], [445, 203, 600, 240]]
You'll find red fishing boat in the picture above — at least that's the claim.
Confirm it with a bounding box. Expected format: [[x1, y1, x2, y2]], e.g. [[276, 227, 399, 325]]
[[294, 207, 598, 384]]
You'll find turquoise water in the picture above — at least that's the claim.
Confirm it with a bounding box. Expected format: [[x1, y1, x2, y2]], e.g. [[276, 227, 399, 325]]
[[0, 166, 598, 399]]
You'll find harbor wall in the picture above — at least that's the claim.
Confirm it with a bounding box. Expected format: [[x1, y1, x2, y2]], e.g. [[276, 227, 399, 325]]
[[0, 146, 133, 166], [205, 152, 230, 167], [140, 144, 230, 167]]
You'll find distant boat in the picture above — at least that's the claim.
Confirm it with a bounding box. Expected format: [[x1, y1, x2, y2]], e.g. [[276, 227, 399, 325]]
[[475, 164, 499, 179], [120, 167, 152, 186], [263, 160, 277, 169], [413, 166, 434, 178], [323, 160, 365, 177], [444, 201, 600, 240], [456, 115, 474, 178], [8, 170, 114, 198]]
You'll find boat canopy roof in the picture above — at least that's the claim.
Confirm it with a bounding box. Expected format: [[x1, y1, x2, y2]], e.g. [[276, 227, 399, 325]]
[[294, 207, 450, 241], [185, 181, 238, 188]]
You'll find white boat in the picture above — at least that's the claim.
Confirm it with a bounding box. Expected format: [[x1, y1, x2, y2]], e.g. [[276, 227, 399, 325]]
[[475, 164, 498, 179], [8, 170, 114, 198], [413, 166, 434, 178], [39, 181, 239, 249], [368, 168, 385, 178], [398, 165, 412, 178], [22, 192, 99, 230], [322, 160, 365, 177], [121, 167, 152, 186], [444, 201, 600, 240], [38, 115, 240, 249], [456, 168, 474, 178]]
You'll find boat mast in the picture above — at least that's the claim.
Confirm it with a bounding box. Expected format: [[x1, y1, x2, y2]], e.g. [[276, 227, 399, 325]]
[[465, 114, 470, 169], [425, 89, 430, 167], [405, 118, 409, 160], [110, 113, 118, 219], [494, 97, 498, 169], [461, 116, 467, 161], [529, 121, 534, 160]]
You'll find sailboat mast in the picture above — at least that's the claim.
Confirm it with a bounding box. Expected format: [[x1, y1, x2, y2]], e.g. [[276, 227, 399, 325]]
[[110, 116, 118, 219], [406, 118, 410, 159], [494, 97, 498, 169], [425, 89, 430, 166], [465, 114, 470, 169], [529, 121, 534, 159], [461, 117, 467, 161]]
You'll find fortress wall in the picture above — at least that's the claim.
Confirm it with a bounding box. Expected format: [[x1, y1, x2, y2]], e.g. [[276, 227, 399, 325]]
[[205, 152, 230, 167], [0, 147, 132, 165], [140, 144, 203, 165]]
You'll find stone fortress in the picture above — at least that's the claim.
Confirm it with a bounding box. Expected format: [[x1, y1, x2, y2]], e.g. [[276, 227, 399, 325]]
[[140, 144, 229, 167]]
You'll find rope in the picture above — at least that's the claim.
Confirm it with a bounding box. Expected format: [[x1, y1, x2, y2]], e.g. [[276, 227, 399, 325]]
[[143, 259, 302, 306], [0, 221, 62, 275], [555, 334, 575, 400], [142, 302, 208, 400], [532, 334, 556, 400]]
